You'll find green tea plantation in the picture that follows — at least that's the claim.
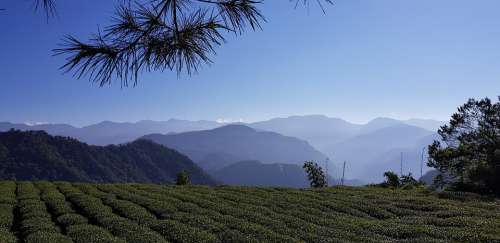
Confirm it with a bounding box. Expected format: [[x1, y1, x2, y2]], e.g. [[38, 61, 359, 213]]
[[0, 181, 498, 243]]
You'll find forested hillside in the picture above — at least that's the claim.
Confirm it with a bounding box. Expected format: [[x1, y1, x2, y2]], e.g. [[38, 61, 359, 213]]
[[212, 160, 311, 188], [0, 130, 215, 185]]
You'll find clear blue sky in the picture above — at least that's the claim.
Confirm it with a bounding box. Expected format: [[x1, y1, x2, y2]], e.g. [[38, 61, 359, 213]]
[[1, 0, 500, 126]]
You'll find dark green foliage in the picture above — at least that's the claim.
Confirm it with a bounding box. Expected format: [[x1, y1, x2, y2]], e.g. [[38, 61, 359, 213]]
[[0, 228, 17, 243], [56, 214, 88, 227], [100, 197, 157, 227], [25, 231, 73, 243], [0, 181, 499, 242], [66, 224, 125, 243], [0, 204, 14, 229], [303, 161, 327, 188], [0, 182, 16, 234], [428, 97, 500, 195], [152, 219, 218, 243], [400, 173, 421, 189], [36, 181, 75, 217], [16, 182, 70, 242], [0, 181, 17, 243], [381, 172, 424, 189], [19, 217, 58, 235], [58, 184, 166, 243], [98, 216, 166, 243], [384, 171, 401, 187], [0, 130, 216, 185], [212, 160, 312, 188], [176, 170, 191, 186]]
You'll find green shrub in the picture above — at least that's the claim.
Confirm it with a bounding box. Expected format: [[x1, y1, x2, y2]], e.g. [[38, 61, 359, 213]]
[[98, 216, 166, 243], [57, 213, 88, 227], [383, 171, 401, 187], [176, 170, 191, 185], [0, 204, 14, 229], [25, 231, 73, 243], [0, 228, 17, 243], [66, 224, 126, 243], [20, 217, 58, 236], [152, 219, 218, 243], [100, 197, 156, 227], [0, 182, 497, 242]]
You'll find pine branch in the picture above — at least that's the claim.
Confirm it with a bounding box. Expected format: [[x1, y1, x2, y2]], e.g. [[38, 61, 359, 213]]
[[34, 0, 57, 18], [53, 0, 333, 87]]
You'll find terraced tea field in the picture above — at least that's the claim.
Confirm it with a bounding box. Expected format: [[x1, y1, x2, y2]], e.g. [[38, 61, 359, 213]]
[[0, 181, 498, 243]]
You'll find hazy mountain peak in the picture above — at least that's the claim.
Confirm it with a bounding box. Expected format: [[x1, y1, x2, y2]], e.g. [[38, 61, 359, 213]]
[[142, 124, 328, 169], [212, 124, 255, 133], [365, 117, 401, 126]]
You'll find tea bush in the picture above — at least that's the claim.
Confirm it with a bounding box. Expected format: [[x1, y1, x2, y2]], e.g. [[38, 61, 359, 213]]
[[0, 181, 497, 242]]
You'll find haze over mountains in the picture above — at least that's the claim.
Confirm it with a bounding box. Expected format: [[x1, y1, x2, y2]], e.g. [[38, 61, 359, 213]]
[[0, 115, 445, 184], [142, 125, 328, 172], [0, 119, 219, 145], [250, 116, 444, 182]]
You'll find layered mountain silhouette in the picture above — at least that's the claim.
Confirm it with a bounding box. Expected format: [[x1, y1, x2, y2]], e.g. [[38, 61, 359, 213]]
[[0, 119, 219, 145], [248, 116, 444, 183], [142, 124, 329, 172], [249, 115, 444, 151], [1, 115, 445, 184], [0, 130, 215, 185], [250, 115, 360, 152]]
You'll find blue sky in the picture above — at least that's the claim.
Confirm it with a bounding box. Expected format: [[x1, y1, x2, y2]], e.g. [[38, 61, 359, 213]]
[[1, 0, 500, 126]]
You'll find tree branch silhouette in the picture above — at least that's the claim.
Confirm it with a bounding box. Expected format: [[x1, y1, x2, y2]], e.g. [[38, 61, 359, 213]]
[[38, 0, 332, 87]]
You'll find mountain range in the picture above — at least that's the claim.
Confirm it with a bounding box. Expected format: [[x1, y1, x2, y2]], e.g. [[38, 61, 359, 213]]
[[0, 115, 446, 184], [0, 119, 219, 145], [142, 124, 328, 172], [249, 116, 443, 152], [251, 116, 444, 182]]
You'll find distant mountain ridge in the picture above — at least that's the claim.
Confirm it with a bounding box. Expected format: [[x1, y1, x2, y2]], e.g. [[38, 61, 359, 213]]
[[142, 124, 329, 172], [249, 115, 444, 150], [249, 115, 360, 152], [0, 119, 220, 145], [0, 130, 215, 185], [1, 116, 445, 183], [0, 116, 444, 147], [249, 116, 443, 183]]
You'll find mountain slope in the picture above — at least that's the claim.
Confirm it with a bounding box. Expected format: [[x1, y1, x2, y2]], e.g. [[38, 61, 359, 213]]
[[328, 124, 434, 182], [142, 124, 328, 171], [249, 115, 360, 151], [331, 124, 434, 162], [248, 116, 443, 157], [212, 160, 359, 187], [212, 160, 310, 188], [0, 130, 215, 185]]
